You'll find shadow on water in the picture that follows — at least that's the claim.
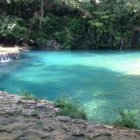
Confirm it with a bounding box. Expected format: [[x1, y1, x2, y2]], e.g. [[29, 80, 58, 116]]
[[0, 60, 140, 124]]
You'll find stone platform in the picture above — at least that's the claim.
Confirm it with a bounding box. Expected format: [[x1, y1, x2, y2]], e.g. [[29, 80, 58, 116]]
[[0, 91, 140, 140]]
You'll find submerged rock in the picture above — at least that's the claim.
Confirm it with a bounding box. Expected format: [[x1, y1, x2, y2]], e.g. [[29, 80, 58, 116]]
[[0, 91, 140, 140]]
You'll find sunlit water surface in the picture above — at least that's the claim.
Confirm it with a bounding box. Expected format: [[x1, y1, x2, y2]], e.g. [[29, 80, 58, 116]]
[[1, 50, 140, 124]]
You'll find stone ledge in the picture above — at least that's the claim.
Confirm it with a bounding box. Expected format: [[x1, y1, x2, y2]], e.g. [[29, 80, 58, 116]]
[[0, 47, 20, 54], [0, 91, 140, 140]]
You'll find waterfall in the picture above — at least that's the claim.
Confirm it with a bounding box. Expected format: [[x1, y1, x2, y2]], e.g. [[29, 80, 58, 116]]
[[0, 53, 19, 63]]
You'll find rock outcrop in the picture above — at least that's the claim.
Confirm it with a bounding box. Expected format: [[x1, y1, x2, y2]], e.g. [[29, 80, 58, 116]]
[[40, 40, 61, 50], [0, 91, 140, 140]]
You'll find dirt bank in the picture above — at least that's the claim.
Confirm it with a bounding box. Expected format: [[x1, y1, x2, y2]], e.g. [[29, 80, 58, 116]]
[[0, 91, 140, 140]]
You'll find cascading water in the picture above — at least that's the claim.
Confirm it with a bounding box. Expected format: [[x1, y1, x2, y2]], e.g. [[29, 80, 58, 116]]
[[0, 53, 19, 63], [0, 54, 11, 62], [0, 47, 20, 63]]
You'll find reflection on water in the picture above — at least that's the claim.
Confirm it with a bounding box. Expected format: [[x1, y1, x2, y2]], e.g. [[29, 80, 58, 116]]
[[0, 50, 140, 124]]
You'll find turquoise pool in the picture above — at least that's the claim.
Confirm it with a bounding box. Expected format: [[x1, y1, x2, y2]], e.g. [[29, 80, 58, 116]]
[[0, 50, 140, 123]]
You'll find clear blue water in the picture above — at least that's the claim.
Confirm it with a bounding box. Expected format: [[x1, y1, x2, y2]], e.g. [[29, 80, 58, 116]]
[[1, 50, 140, 124]]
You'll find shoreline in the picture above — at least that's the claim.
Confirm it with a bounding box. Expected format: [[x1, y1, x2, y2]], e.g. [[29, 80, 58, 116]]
[[0, 91, 140, 140]]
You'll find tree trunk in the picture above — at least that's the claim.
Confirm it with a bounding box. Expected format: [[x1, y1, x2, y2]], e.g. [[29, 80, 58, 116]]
[[40, 0, 44, 17], [39, 0, 44, 30]]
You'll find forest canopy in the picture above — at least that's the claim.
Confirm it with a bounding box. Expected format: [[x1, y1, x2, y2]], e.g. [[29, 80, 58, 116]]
[[0, 0, 140, 49]]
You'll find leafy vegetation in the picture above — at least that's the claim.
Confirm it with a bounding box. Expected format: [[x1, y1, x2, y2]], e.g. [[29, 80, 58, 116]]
[[55, 97, 87, 120], [0, 0, 140, 49], [114, 108, 140, 129], [22, 91, 37, 100]]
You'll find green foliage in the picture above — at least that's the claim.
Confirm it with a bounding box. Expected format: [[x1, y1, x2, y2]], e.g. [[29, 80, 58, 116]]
[[55, 97, 87, 120], [22, 91, 37, 100], [0, 16, 28, 40], [0, 0, 140, 49], [114, 108, 139, 129], [1, 0, 40, 18]]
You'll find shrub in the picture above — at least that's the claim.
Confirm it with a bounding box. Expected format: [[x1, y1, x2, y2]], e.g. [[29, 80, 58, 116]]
[[22, 91, 37, 100], [114, 108, 139, 129], [55, 97, 87, 120], [0, 16, 28, 40]]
